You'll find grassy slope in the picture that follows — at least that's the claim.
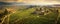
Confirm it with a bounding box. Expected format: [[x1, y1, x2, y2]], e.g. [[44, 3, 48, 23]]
[[9, 8, 58, 24]]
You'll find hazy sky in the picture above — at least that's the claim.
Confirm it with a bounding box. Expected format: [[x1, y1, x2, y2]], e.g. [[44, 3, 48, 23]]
[[1, 0, 60, 5]]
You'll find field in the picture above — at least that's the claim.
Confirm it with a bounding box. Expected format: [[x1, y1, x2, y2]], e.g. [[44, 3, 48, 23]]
[[0, 5, 60, 24]]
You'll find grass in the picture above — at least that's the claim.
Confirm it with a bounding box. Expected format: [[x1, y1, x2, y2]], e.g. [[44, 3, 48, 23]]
[[9, 8, 59, 24], [0, 6, 60, 24]]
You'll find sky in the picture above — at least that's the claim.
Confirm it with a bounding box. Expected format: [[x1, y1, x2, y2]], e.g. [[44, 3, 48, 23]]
[[1, 0, 60, 5], [17, 0, 60, 5]]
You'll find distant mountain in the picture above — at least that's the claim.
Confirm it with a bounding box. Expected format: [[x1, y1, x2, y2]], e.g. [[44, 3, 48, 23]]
[[0, 2, 11, 5], [52, 4, 60, 7]]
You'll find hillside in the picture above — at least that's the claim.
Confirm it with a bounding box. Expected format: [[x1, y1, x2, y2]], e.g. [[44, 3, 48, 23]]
[[0, 5, 60, 24]]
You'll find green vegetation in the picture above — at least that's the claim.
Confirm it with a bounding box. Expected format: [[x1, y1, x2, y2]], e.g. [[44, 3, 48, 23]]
[[0, 6, 60, 24]]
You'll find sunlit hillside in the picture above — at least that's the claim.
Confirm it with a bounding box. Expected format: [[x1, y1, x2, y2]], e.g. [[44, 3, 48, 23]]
[[0, 5, 60, 24], [0, 0, 60, 24]]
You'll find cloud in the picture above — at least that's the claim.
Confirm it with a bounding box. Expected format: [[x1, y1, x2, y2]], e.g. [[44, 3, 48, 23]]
[[0, 0, 60, 5]]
